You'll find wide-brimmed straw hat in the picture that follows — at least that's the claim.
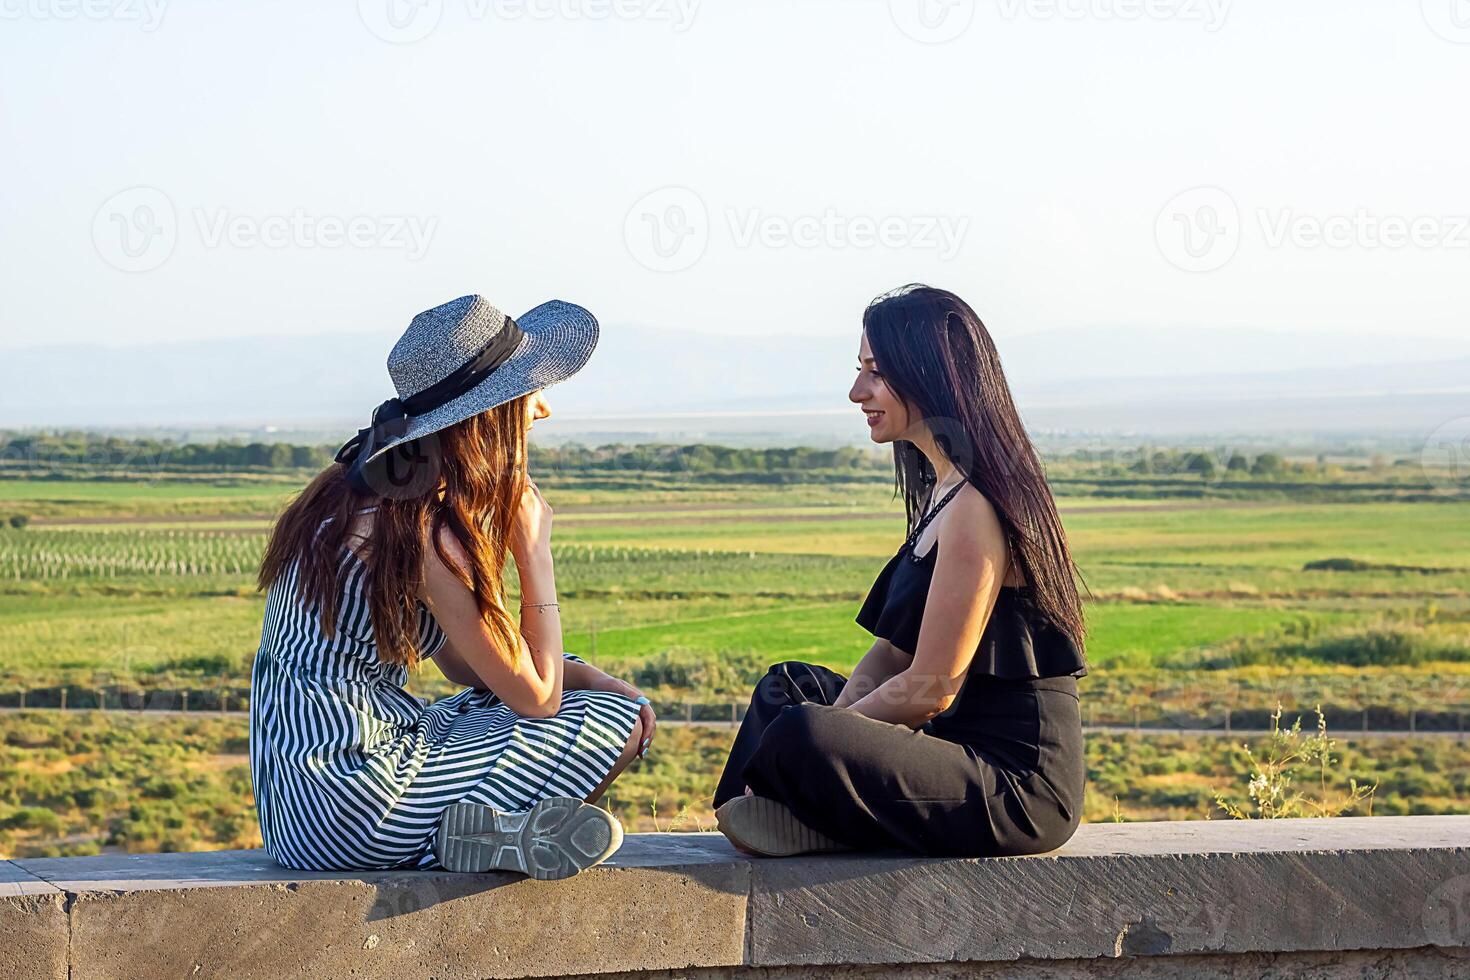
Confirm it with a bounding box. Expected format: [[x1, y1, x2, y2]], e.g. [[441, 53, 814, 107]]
[[334, 295, 598, 497]]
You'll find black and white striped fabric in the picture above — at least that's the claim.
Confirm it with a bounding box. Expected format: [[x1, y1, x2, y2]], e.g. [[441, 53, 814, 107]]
[[248, 509, 642, 871]]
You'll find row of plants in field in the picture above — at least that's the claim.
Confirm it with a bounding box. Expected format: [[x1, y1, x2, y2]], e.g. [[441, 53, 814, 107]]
[[0, 528, 880, 596], [0, 528, 268, 579]]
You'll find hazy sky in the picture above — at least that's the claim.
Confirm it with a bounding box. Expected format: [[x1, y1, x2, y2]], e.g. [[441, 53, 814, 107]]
[[2, 0, 1468, 351]]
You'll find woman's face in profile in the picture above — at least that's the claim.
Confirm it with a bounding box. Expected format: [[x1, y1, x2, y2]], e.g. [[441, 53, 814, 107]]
[[849, 331, 910, 444]]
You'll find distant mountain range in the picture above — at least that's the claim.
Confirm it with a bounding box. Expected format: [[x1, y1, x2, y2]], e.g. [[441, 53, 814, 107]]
[[1, 324, 1466, 443]]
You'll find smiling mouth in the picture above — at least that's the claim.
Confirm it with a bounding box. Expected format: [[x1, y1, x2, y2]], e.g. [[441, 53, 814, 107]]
[[863, 410, 884, 425]]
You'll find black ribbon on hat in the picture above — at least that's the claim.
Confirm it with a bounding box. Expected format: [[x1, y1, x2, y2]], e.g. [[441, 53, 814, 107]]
[[334, 315, 525, 493]]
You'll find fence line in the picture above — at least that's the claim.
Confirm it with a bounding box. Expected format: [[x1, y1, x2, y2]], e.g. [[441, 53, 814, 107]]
[[0, 691, 1465, 738]]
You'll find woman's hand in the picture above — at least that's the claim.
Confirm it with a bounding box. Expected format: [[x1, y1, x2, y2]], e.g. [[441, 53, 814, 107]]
[[509, 479, 554, 570]]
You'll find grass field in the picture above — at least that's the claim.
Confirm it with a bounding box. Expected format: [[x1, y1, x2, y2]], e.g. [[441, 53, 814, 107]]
[[3, 487, 1465, 682], [1, 463, 1467, 857]]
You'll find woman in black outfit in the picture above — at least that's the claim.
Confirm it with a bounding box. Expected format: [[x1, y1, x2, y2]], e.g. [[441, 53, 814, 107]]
[[713, 284, 1089, 858]]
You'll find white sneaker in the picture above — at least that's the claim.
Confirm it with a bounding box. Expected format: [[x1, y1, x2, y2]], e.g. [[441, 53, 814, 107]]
[[434, 797, 624, 879]]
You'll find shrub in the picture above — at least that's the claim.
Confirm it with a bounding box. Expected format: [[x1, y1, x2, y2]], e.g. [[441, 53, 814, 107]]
[[1309, 628, 1468, 667], [0, 806, 61, 833], [618, 648, 769, 698], [1251, 453, 1287, 476], [1215, 703, 1376, 819]]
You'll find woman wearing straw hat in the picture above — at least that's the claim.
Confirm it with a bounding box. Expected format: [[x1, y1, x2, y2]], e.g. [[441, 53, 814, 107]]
[[249, 294, 656, 878]]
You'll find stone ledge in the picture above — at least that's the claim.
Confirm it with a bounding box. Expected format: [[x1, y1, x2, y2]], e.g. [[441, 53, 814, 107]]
[[0, 859, 66, 980], [4, 816, 1470, 979]]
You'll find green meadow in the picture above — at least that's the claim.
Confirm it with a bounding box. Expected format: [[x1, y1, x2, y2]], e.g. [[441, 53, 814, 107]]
[[1, 449, 1467, 856], [3, 483, 1465, 688]]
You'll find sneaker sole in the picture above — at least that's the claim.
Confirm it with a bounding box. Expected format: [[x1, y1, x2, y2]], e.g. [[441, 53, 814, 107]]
[[715, 795, 852, 857], [434, 797, 624, 879]]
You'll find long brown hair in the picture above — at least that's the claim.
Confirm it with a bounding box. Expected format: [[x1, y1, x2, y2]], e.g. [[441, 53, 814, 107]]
[[256, 395, 531, 670], [863, 284, 1088, 646]]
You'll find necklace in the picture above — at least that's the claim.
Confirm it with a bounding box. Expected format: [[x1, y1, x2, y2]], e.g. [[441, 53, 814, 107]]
[[904, 473, 967, 560], [928, 470, 964, 503]]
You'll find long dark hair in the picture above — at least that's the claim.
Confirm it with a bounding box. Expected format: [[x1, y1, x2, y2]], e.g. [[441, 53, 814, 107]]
[[862, 284, 1087, 645], [256, 395, 530, 670]]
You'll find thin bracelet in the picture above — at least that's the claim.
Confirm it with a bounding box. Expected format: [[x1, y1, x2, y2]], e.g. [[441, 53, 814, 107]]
[[520, 601, 560, 609]]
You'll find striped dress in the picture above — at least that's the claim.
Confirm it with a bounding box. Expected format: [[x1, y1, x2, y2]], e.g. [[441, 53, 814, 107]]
[[248, 508, 643, 871]]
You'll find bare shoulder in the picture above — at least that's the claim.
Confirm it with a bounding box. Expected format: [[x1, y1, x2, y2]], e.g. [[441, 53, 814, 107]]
[[425, 521, 473, 577], [936, 483, 1008, 559]]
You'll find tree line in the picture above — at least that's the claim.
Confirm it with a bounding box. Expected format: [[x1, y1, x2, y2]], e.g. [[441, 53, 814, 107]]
[[0, 431, 888, 475], [0, 432, 1412, 482]]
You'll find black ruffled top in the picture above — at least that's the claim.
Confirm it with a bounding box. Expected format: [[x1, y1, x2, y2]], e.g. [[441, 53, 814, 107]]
[[855, 483, 1088, 682]]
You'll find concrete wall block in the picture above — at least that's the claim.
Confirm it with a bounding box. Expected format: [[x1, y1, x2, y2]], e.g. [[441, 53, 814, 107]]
[[747, 817, 1470, 967], [0, 860, 68, 980], [5, 819, 1470, 978], [63, 869, 747, 979]]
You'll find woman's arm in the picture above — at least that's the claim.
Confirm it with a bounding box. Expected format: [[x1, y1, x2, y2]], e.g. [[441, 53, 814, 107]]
[[429, 636, 486, 689], [511, 545, 565, 697], [434, 639, 604, 696], [419, 484, 565, 719], [846, 488, 1008, 729], [831, 639, 910, 708], [559, 655, 625, 693]]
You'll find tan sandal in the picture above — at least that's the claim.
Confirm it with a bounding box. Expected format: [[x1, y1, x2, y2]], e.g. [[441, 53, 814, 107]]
[[715, 795, 854, 857]]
